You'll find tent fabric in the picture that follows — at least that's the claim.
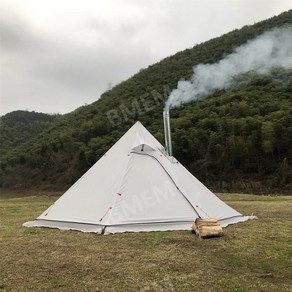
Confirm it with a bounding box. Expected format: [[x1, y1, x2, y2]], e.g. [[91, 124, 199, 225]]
[[24, 121, 256, 234]]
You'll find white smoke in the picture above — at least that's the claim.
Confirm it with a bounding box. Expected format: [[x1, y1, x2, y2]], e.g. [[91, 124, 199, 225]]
[[165, 25, 292, 110]]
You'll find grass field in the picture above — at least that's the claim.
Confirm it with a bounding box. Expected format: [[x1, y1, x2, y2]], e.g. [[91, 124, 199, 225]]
[[0, 193, 291, 291]]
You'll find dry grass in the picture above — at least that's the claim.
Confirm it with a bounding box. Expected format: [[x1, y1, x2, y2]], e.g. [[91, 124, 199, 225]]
[[0, 193, 291, 291]]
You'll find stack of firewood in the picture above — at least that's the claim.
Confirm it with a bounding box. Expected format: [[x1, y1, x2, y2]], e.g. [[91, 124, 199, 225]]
[[192, 218, 223, 239]]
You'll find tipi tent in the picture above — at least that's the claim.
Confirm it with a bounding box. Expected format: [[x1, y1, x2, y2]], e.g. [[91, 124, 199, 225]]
[[24, 121, 255, 234]]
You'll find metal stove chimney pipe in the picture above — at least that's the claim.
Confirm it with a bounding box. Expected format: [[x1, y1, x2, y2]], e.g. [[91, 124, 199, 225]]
[[163, 111, 172, 156]]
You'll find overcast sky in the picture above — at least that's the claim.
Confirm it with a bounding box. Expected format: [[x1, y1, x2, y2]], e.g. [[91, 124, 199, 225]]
[[0, 0, 291, 116]]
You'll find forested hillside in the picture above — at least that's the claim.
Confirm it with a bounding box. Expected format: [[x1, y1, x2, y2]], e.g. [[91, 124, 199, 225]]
[[0, 10, 291, 193], [0, 111, 59, 156]]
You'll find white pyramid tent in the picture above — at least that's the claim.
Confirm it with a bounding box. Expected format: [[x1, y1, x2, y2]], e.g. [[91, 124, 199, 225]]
[[24, 121, 255, 234]]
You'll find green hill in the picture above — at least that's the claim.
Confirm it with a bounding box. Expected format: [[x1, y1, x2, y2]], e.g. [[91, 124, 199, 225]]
[[0, 10, 291, 193], [0, 111, 59, 156]]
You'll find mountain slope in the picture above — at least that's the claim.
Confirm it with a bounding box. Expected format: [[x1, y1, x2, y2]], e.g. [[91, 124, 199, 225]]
[[0, 10, 291, 193], [0, 111, 59, 156]]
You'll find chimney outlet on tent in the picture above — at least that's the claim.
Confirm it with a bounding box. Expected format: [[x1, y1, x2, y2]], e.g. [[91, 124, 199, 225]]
[[163, 110, 172, 157]]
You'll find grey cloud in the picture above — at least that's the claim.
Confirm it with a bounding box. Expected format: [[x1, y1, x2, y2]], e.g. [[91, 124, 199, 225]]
[[0, 9, 39, 53], [0, 8, 154, 114]]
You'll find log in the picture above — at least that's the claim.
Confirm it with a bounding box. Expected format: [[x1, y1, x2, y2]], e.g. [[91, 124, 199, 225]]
[[198, 225, 223, 239], [195, 218, 218, 224], [195, 218, 219, 228], [191, 222, 197, 233], [192, 218, 223, 238]]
